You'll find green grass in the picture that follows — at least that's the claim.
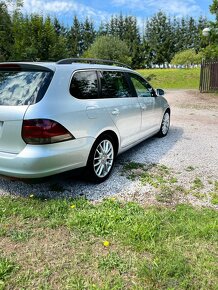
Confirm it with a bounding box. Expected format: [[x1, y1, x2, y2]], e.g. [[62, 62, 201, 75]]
[[136, 68, 200, 89], [0, 196, 217, 289], [192, 177, 204, 190], [210, 181, 218, 205], [211, 193, 218, 205], [0, 257, 18, 289]]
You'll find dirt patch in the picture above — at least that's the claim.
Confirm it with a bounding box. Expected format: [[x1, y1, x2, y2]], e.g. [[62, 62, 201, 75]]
[[166, 90, 218, 111]]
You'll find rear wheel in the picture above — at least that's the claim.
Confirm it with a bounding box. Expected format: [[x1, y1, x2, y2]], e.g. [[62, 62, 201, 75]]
[[86, 135, 115, 183], [158, 111, 170, 137]]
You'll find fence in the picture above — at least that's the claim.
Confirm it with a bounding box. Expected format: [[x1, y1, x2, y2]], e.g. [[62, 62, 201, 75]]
[[200, 59, 218, 92]]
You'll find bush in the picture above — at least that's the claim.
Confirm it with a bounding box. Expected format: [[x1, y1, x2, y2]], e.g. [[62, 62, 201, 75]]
[[171, 49, 203, 66], [203, 44, 218, 60], [83, 35, 132, 66]]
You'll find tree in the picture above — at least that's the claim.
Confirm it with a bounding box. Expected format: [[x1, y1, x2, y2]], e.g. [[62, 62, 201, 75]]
[[196, 16, 209, 51], [0, 1, 209, 65], [11, 13, 29, 60], [122, 16, 141, 68], [51, 18, 68, 60], [81, 18, 95, 53], [83, 35, 131, 66], [210, 0, 218, 21], [171, 49, 203, 66], [145, 11, 174, 66], [203, 45, 218, 59], [0, 1, 13, 60], [67, 16, 82, 57], [105, 15, 142, 68], [201, 0, 218, 59]]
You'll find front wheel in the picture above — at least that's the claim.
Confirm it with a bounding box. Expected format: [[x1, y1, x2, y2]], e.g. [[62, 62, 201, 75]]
[[86, 135, 115, 183], [158, 111, 170, 137]]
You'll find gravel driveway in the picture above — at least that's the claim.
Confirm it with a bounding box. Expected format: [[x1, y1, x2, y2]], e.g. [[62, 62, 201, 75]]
[[1, 89, 218, 208]]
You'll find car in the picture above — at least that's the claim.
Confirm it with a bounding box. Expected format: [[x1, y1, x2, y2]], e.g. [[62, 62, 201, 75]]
[[0, 58, 170, 182]]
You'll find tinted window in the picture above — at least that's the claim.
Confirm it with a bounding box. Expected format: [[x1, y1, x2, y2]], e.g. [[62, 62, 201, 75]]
[[100, 71, 132, 98], [70, 71, 98, 99], [129, 73, 154, 98], [0, 70, 53, 106]]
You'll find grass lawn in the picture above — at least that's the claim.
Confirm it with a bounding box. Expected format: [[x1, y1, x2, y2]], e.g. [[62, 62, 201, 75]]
[[136, 68, 200, 90], [0, 196, 217, 289]]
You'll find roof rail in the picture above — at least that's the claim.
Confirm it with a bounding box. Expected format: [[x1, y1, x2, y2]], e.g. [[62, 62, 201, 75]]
[[56, 58, 131, 69]]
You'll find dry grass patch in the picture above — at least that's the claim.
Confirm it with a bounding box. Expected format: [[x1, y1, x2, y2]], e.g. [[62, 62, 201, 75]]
[[1, 227, 74, 289], [1, 225, 143, 289], [0, 196, 217, 289]]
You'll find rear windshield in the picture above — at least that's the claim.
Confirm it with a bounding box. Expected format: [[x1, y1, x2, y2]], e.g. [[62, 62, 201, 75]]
[[0, 70, 53, 106]]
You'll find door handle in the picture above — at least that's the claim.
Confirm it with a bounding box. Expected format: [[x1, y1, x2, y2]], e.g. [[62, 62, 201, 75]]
[[111, 108, 120, 116]]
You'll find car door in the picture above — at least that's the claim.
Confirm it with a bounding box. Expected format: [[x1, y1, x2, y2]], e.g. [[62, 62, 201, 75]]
[[99, 70, 141, 148], [128, 73, 162, 137]]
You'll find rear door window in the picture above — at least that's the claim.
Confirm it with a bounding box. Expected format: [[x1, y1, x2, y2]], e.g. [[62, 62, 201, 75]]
[[0, 69, 53, 106], [99, 71, 132, 98]]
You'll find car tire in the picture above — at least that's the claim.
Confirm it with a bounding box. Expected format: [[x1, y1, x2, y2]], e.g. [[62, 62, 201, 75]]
[[86, 135, 115, 183], [158, 111, 170, 137]]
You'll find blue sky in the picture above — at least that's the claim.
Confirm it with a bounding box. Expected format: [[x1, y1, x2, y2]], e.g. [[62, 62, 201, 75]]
[[20, 0, 213, 27]]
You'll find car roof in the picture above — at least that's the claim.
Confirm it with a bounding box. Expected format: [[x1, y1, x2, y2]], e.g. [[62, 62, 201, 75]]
[[0, 61, 133, 73], [57, 63, 133, 72]]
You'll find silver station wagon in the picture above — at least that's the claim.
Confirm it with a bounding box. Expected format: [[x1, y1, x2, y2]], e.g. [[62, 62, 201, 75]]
[[0, 59, 170, 182]]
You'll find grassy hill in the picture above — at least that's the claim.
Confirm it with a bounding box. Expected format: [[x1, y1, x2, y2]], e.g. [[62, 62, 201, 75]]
[[137, 68, 200, 90]]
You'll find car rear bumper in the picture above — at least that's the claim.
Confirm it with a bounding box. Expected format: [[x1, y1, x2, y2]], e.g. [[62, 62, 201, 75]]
[[0, 137, 94, 178]]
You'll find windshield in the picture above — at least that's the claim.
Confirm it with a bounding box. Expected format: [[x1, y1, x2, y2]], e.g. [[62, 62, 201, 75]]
[[0, 70, 53, 106]]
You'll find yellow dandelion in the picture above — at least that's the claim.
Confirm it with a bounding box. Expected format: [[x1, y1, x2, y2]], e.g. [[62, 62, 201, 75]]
[[29, 194, 34, 198], [110, 197, 116, 201], [70, 204, 76, 209], [103, 240, 110, 247]]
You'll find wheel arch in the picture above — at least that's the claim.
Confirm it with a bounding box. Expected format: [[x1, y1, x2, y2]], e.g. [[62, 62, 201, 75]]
[[85, 129, 119, 182], [165, 107, 171, 115], [94, 130, 119, 156]]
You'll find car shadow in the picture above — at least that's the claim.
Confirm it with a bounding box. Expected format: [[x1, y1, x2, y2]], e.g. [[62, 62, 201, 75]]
[[117, 125, 183, 165], [0, 125, 183, 200]]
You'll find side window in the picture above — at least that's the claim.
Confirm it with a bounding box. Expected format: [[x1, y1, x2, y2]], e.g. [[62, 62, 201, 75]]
[[130, 73, 153, 98], [99, 71, 132, 98], [70, 71, 98, 99]]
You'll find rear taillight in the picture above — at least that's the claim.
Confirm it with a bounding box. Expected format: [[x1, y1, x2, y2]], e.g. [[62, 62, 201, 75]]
[[22, 119, 74, 145]]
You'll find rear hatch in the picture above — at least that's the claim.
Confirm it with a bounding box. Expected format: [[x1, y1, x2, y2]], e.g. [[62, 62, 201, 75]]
[[0, 63, 54, 154]]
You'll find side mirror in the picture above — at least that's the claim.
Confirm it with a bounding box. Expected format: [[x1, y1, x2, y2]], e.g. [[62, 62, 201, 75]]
[[156, 88, 165, 96]]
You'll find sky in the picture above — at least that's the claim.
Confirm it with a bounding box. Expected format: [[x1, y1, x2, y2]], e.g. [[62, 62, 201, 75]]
[[19, 0, 213, 28]]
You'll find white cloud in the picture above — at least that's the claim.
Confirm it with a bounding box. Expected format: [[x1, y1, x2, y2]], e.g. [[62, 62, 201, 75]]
[[111, 0, 202, 17], [22, 0, 110, 23]]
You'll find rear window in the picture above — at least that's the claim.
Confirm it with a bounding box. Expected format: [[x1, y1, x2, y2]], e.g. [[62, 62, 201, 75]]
[[0, 70, 53, 106]]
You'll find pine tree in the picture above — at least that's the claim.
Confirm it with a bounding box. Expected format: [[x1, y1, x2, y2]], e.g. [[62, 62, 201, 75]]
[[145, 12, 174, 66], [0, 1, 13, 60], [81, 18, 96, 53], [51, 17, 68, 60], [11, 12, 29, 60], [97, 21, 108, 37], [210, 0, 218, 21], [67, 16, 82, 57]]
